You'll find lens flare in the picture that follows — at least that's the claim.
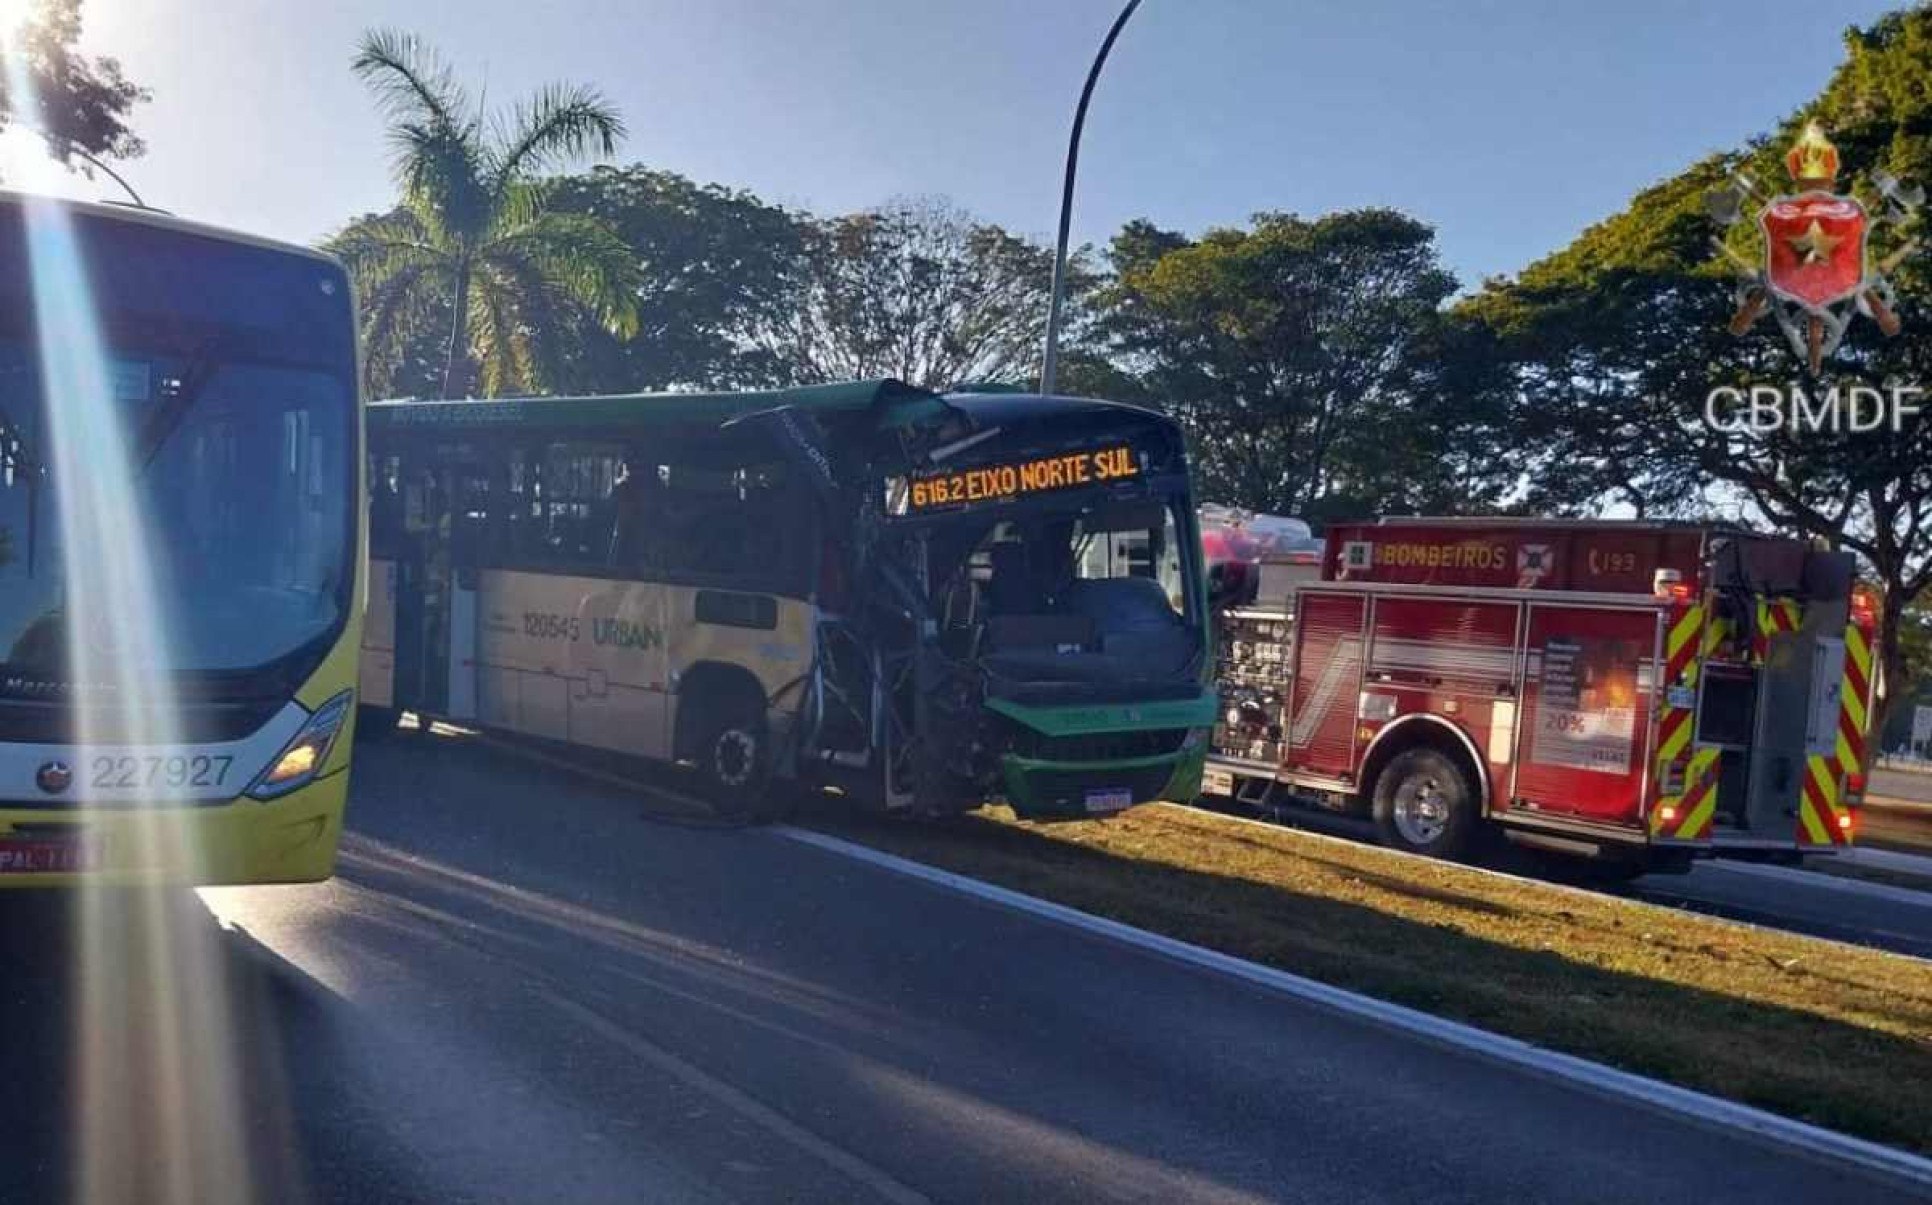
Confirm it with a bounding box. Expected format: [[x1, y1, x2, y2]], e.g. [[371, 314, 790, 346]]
[[3, 54, 258, 1205]]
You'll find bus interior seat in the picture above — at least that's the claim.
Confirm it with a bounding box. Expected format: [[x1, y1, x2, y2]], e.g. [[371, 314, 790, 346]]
[[1060, 577, 1195, 674], [985, 541, 1035, 615], [983, 613, 1096, 653]]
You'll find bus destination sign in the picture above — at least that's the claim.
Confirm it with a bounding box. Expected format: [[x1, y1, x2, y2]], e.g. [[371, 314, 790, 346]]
[[908, 445, 1140, 511]]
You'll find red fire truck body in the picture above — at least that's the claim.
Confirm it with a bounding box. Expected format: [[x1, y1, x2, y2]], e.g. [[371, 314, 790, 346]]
[[1204, 517, 1878, 869]]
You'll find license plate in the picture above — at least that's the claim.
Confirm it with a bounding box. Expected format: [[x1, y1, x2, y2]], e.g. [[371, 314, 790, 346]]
[[1083, 788, 1134, 814], [0, 835, 105, 874], [1202, 767, 1235, 796]]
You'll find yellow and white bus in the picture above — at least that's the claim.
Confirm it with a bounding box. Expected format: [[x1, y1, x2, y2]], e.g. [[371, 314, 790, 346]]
[[362, 381, 1215, 820], [0, 193, 361, 884]]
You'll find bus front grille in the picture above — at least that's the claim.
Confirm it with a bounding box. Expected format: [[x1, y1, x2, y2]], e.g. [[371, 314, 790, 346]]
[[1009, 727, 1190, 763]]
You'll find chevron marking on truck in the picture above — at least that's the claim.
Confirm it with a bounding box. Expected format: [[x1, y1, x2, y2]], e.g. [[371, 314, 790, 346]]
[[1290, 636, 1363, 748]]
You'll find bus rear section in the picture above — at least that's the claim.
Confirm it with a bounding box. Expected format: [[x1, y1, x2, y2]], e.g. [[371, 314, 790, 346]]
[[1205, 518, 1876, 869], [0, 194, 362, 885], [362, 383, 1215, 821]]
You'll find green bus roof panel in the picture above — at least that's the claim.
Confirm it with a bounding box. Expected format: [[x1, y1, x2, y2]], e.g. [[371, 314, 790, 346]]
[[367, 378, 949, 432]]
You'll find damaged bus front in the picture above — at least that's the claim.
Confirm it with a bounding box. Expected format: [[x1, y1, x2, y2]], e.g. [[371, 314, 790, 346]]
[[800, 389, 1216, 819]]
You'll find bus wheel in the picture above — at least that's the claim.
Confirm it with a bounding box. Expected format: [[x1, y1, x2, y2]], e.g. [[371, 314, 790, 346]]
[[691, 704, 772, 818], [1371, 747, 1478, 860]]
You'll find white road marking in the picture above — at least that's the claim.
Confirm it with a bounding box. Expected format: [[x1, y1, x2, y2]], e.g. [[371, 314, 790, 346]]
[[775, 824, 1932, 1194]]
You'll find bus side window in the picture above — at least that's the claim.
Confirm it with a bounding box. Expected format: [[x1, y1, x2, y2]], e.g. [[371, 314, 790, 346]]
[[504, 440, 623, 573], [608, 449, 663, 574], [369, 452, 404, 559]]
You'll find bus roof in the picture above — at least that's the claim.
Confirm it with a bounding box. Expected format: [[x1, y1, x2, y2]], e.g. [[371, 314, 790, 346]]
[[0, 189, 344, 269], [368, 381, 1177, 437]]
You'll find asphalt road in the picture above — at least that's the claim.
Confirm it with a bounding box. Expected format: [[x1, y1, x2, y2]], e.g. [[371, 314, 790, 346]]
[[1631, 854, 1932, 959], [1, 733, 1923, 1204]]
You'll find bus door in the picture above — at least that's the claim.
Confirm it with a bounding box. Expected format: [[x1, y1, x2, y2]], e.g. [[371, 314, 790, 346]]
[[395, 458, 488, 720]]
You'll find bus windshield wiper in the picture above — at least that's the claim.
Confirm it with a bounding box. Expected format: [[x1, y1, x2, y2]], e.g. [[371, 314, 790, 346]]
[[136, 340, 225, 470]]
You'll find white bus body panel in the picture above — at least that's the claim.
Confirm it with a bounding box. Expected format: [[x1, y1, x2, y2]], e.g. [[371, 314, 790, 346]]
[[359, 557, 396, 709], [474, 569, 673, 760]]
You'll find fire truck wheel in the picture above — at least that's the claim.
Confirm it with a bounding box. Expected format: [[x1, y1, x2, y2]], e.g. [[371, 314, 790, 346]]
[[1372, 747, 1479, 859]]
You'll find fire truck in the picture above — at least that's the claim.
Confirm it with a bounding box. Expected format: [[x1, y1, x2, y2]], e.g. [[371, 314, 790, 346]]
[[1202, 515, 1879, 873]]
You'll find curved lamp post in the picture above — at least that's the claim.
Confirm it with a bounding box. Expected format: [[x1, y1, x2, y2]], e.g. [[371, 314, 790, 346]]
[[1040, 0, 1143, 396]]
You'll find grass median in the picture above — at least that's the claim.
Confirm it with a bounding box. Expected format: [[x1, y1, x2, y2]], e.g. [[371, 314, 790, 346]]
[[807, 801, 1932, 1154]]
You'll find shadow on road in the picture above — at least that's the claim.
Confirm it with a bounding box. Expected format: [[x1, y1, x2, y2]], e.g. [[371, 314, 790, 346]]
[[0, 888, 436, 1205]]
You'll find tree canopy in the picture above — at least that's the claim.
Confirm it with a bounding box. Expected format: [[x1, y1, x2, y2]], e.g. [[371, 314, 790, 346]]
[[0, 0, 147, 175], [1086, 209, 1510, 523], [328, 30, 639, 399], [544, 165, 805, 392], [1463, 9, 1932, 726], [754, 197, 1073, 391]]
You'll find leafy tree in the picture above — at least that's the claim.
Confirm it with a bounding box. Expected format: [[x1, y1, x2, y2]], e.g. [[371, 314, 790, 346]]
[[544, 165, 807, 392], [328, 30, 638, 398], [1464, 10, 1932, 737], [1088, 210, 1510, 523], [756, 198, 1070, 390], [0, 0, 147, 175]]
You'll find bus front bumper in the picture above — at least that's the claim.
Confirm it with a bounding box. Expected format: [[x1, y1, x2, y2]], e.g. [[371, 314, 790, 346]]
[[1000, 744, 1207, 821], [0, 772, 348, 888]]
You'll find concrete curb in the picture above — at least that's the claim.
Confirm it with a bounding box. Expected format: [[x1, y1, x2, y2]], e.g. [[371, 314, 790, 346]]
[[777, 824, 1932, 1195]]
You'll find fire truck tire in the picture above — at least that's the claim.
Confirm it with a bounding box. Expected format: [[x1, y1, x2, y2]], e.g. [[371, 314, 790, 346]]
[[1371, 747, 1480, 860]]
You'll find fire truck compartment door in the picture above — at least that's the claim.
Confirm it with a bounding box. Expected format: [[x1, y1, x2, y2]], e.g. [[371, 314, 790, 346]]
[[1804, 638, 1846, 758], [1745, 633, 1805, 833], [1743, 601, 1847, 836]]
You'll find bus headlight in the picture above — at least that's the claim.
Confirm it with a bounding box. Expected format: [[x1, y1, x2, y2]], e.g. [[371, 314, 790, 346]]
[[249, 691, 352, 800]]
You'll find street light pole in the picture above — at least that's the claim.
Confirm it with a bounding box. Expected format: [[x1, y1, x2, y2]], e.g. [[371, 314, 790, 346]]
[[1040, 0, 1142, 396]]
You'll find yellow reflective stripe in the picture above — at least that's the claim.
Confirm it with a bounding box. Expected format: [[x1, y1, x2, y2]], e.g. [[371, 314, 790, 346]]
[[1688, 745, 1721, 777], [1842, 687, 1868, 731], [1658, 720, 1691, 764], [1667, 608, 1701, 656], [1837, 731, 1858, 769], [1702, 616, 1732, 658], [1798, 798, 1830, 844], [1808, 755, 1839, 808], [1680, 788, 1718, 838], [1845, 626, 1873, 676]]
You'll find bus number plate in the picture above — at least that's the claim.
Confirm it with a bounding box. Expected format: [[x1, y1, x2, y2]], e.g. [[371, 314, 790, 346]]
[[1083, 788, 1134, 813], [1201, 767, 1235, 796], [0, 834, 105, 874]]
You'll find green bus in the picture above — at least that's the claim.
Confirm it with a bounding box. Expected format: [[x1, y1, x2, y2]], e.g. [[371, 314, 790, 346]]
[[359, 380, 1215, 819]]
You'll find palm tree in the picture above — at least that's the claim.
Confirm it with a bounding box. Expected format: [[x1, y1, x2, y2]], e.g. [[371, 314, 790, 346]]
[[331, 30, 640, 398]]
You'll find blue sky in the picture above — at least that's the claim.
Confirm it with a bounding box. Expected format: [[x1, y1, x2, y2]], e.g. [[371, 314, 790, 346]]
[[46, 0, 1901, 288]]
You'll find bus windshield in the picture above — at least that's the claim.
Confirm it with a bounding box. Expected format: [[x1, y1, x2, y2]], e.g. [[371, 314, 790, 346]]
[[928, 490, 1203, 688], [0, 209, 357, 695], [0, 348, 351, 680]]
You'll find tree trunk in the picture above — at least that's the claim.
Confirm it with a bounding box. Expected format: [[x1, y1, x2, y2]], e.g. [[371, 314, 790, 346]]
[[440, 258, 473, 400]]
